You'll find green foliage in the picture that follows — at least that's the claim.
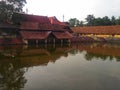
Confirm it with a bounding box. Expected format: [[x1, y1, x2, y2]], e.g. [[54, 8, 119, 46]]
[[68, 18, 80, 27], [85, 14, 95, 26], [68, 14, 120, 27], [0, 0, 26, 23]]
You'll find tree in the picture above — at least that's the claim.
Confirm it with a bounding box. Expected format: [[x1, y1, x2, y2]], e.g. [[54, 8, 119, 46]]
[[79, 21, 84, 27], [102, 16, 112, 25], [0, 0, 26, 23], [111, 16, 116, 25], [68, 18, 80, 27], [93, 17, 103, 26], [116, 17, 120, 25], [85, 14, 95, 26]]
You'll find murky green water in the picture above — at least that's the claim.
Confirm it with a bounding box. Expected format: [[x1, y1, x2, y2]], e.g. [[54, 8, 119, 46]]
[[0, 43, 120, 90]]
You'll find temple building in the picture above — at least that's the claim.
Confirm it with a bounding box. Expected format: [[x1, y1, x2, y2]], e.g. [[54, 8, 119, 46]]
[[15, 13, 73, 45]]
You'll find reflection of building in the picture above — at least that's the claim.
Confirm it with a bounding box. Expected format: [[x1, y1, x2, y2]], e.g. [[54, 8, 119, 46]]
[[0, 60, 27, 90], [0, 45, 71, 67], [1, 43, 120, 65]]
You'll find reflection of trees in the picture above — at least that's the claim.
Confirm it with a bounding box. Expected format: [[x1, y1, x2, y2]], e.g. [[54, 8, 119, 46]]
[[71, 43, 120, 61], [84, 52, 116, 61], [68, 49, 79, 55], [0, 59, 27, 90], [115, 57, 120, 61], [84, 53, 94, 61]]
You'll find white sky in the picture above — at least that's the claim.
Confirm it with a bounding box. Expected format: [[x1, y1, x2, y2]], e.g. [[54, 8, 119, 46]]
[[24, 0, 120, 21]]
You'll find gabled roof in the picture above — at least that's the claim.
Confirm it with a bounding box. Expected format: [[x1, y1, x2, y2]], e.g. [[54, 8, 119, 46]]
[[20, 22, 39, 30], [53, 31, 73, 39], [20, 31, 51, 40], [14, 13, 70, 31], [71, 25, 120, 35], [20, 22, 53, 30], [20, 13, 51, 24], [49, 16, 66, 26]]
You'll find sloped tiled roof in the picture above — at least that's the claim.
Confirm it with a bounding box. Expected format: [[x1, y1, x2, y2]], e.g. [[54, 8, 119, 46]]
[[21, 13, 51, 24], [71, 25, 120, 35], [39, 23, 53, 30], [20, 31, 51, 40], [53, 31, 73, 39], [20, 22, 53, 30], [49, 16, 66, 26], [20, 15, 67, 31], [20, 22, 39, 30]]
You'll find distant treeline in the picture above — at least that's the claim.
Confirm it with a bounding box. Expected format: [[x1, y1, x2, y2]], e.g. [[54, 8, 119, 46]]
[[68, 14, 120, 27]]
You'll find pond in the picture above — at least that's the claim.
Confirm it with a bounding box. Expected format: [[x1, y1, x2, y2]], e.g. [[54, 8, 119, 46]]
[[0, 43, 120, 90]]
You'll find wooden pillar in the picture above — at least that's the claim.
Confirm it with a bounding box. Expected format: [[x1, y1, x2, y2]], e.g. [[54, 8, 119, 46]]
[[68, 39, 71, 47], [45, 39, 47, 44], [45, 39, 47, 49], [53, 38, 55, 44], [68, 39, 71, 43], [36, 40, 38, 44], [61, 39, 63, 47]]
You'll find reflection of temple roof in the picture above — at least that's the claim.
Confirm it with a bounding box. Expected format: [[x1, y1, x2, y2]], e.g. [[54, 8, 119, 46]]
[[0, 45, 70, 68]]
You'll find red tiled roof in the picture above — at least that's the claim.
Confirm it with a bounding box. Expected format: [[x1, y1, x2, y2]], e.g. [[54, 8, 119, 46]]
[[53, 31, 73, 39], [22, 14, 51, 24], [20, 22, 53, 30], [20, 22, 39, 30], [20, 22, 66, 31], [18, 13, 70, 31], [39, 23, 53, 30], [71, 25, 120, 35], [52, 24, 65, 30], [49, 16, 66, 26], [20, 31, 51, 40]]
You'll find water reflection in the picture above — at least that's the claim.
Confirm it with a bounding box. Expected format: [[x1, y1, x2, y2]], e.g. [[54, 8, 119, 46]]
[[0, 60, 27, 90], [0, 43, 120, 89], [73, 43, 120, 61]]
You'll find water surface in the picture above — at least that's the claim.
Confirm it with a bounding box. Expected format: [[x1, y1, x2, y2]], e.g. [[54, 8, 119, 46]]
[[0, 43, 120, 90]]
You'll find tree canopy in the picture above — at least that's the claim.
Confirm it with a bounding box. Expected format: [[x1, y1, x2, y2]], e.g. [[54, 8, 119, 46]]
[[0, 0, 26, 23], [68, 14, 120, 27]]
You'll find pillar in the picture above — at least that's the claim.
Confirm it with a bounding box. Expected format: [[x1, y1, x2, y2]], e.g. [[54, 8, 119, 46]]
[[53, 38, 56, 48], [68, 39, 71, 47], [36, 40, 38, 44], [61, 39, 63, 47], [53, 38, 55, 44], [45, 39, 47, 44], [68, 39, 71, 43]]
